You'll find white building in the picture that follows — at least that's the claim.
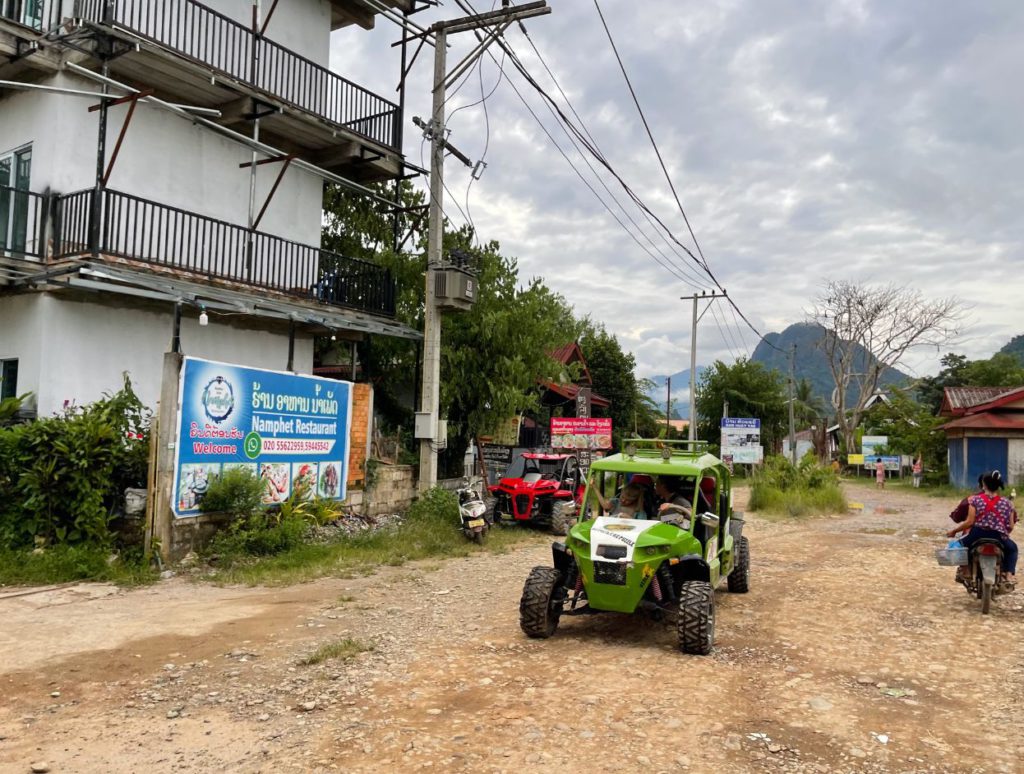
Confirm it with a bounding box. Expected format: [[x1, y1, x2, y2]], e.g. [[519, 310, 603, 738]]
[[0, 0, 419, 416]]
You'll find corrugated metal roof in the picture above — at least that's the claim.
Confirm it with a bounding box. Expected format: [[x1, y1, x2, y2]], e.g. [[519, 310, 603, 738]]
[[942, 386, 1015, 415]]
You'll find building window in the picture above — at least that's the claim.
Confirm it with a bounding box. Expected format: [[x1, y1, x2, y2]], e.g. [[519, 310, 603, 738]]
[[1, 0, 43, 29], [0, 145, 31, 253], [0, 359, 18, 401]]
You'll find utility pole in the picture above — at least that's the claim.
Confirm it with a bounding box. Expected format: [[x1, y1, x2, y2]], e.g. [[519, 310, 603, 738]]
[[665, 376, 671, 434], [788, 343, 797, 465], [680, 290, 728, 441], [417, 1, 551, 491]]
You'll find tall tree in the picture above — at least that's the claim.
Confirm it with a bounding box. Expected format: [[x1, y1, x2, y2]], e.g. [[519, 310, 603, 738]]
[[695, 358, 787, 453], [917, 352, 1024, 414], [578, 321, 660, 446], [808, 281, 961, 454]]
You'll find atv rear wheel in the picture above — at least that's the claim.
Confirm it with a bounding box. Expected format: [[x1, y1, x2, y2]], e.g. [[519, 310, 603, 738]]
[[727, 536, 750, 593], [519, 567, 564, 638], [549, 501, 576, 536], [678, 580, 715, 655]]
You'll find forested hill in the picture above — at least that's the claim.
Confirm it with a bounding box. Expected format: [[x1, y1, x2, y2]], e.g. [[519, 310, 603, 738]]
[[998, 334, 1024, 364], [752, 323, 912, 405]]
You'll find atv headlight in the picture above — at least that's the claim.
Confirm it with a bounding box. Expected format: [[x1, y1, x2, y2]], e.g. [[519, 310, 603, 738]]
[[643, 544, 668, 556]]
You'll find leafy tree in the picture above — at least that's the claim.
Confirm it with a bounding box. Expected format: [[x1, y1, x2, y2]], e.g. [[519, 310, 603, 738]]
[[864, 388, 947, 475], [808, 281, 961, 455], [793, 377, 827, 427], [917, 352, 1024, 414], [578, 321, 661, 446], [694, 358, 787, 453]]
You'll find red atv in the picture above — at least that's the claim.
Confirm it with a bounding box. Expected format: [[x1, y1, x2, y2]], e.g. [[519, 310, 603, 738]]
[[488, 452, 583, 535]]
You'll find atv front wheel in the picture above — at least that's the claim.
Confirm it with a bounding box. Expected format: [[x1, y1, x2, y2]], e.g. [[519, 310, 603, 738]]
[[678, 580, 715, 655], [519, 567, 564, 638], [727, 536, 750, 593], [549, 501, 576, 536]]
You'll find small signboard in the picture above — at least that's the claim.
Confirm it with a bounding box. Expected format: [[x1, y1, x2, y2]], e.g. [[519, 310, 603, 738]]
[[550, 417, 613, 450], [173, 357, 351, 517], [478, 441, 515, 486], [721, 417, 763, 464], [848, 453, 865, 465], [861, 435, 888, 457]]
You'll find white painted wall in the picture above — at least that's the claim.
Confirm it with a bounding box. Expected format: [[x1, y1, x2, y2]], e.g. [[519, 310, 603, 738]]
[[0, 293, 44, 411], [1008, 439, 1024, 487], [2, 293, 314, 416], [0, 73, 323, 247]]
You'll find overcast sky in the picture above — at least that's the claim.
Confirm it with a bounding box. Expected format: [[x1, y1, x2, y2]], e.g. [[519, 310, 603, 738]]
[[331, 0, 1023, 379]]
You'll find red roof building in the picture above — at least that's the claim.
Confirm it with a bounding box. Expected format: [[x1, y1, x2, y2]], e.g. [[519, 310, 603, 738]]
[[940, 386, 1024, 487]]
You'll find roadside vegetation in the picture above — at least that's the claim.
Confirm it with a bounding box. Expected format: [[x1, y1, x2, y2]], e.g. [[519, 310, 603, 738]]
[[298, 638, 374, 666], [201, 485, 540, 586], [0, 379, 156, 586], [749, 455, 847, 518]]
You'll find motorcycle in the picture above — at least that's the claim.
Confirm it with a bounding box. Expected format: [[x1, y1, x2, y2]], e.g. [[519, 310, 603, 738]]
[[946, 539, 1014, 615], [457, 478, 490, 544]]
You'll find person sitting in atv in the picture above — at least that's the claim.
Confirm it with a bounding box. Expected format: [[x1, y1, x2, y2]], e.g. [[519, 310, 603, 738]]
[[595, 482, 648, 519], [655, 475, 692, 522], [948, 470, 1018, 587]]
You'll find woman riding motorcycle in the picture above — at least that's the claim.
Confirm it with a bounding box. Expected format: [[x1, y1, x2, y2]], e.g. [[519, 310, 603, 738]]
[[948, 470, 1018, 587]]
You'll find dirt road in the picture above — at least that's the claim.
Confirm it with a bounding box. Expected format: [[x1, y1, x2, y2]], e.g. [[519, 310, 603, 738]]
[[2, 482, 1022, 773]]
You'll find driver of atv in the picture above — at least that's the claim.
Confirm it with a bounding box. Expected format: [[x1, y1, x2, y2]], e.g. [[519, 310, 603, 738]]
[[655, 475, 692, 523]]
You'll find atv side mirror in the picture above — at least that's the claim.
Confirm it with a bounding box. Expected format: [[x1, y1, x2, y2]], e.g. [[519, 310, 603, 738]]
[[699, 513, 720, 528]]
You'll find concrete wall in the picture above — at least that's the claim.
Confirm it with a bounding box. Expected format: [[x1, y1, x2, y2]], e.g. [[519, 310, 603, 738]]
[[361, 464, 416, 517], [1008, 439, 1024, 487], [0, 73, 323, 248], [2, 292, 314, 416]]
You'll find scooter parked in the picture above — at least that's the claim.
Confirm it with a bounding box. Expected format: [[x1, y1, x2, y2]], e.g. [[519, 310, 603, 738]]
[[457, 478, 490, 544]]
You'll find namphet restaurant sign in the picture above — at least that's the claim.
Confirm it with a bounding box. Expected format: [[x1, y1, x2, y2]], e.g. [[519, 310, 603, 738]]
[[173, 357, 351, 517]]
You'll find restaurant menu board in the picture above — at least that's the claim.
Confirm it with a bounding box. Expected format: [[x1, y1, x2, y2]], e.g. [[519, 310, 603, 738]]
[[173, 357, 351, 517], [550, 417, 613, 450]]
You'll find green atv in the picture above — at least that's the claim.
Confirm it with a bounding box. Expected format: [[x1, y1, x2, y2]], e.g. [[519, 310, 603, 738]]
[[518, 439, 750, 654]]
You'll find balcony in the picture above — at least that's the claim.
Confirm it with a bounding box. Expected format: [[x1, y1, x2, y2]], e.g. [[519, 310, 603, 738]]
[[2, 184, 397, 318], [71, 0, 403, 180]]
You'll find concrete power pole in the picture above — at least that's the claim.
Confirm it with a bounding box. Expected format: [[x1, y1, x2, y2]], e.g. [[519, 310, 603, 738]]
[[681, 290, 728, 441], [789, 343, 797, 465], [417, 1, 551, 491]]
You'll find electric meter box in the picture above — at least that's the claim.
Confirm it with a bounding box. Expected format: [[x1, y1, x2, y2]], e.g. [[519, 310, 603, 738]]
[[414, 412, 435, 439], [434, 267, 476, 311]]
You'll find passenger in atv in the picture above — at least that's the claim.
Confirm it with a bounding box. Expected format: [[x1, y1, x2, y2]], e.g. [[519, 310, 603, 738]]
[[595, 482, 648, 519], [949, 470, 1018, 585]]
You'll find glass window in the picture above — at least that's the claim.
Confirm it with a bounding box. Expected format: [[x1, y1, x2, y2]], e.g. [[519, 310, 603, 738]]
[[1, 1, 43, 29], [1, 359, 18, 401], [0, 146, 31, 253]]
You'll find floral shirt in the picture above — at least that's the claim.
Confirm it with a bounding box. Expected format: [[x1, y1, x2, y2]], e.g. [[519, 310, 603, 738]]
[[969, 494, 1016, 535]]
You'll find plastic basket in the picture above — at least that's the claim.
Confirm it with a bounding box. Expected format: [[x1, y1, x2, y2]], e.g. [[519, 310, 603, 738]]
[[935, 546, 968, 566]]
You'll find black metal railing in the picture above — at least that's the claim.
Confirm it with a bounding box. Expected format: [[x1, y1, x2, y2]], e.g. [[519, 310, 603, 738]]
[[48, 187, 396, 317], [0, 183, 48, 259], [73, 0, 401, 151]]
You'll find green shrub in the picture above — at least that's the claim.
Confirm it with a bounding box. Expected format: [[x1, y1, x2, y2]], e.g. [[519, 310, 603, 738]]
[[0, 376, 150, 550], [749, 456, 847, 517], [208, 513, 308, 558], [406, 486, 459, 525], [0, 544, 155, 586], [199, 467, 264, 518]]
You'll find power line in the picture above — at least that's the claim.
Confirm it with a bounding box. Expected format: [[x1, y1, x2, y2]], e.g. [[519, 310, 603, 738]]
[[592, 0, 711, 274]]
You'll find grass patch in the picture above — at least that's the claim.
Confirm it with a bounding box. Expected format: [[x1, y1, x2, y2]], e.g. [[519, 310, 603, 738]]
[[205, 487, 542, 586], [882, 478, 975, 500], [298, 637, 373, 666], [0, 545, 157, 587], [749, 456, 847, 518]]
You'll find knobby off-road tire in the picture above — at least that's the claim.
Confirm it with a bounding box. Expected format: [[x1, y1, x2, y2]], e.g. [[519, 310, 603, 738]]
[[727, 536, 750, 593], [549, 501, 576, 536], [520, 567, 564, 638], [678, 580, 715, 655]]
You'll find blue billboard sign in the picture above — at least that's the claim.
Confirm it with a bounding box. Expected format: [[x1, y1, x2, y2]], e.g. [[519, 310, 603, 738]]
[[173, 357, 352, 517]]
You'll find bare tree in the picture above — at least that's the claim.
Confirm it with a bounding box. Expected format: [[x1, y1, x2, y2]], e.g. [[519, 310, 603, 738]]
[[808, 281, 962, 456]]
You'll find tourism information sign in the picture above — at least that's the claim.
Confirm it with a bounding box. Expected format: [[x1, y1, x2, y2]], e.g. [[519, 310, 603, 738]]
[[721, 417, 763, 464], [173, 357, 352, 517]]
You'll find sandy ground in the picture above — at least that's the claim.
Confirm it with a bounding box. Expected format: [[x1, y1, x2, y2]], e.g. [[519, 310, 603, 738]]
[[1, 481, 1022, 773]]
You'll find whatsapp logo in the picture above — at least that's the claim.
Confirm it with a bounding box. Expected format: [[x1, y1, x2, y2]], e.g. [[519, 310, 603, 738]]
[[243, 432, 262, 459]]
